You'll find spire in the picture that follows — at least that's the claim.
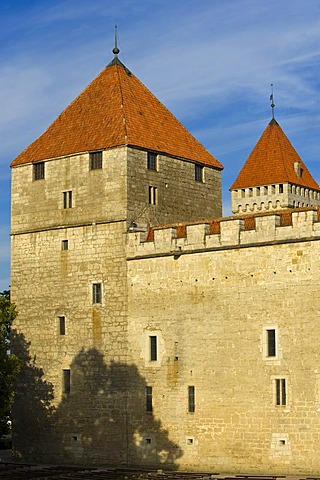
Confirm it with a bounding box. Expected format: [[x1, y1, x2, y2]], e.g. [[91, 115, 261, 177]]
[[270, 83, 275, 120], [112, 25, 120, 58]]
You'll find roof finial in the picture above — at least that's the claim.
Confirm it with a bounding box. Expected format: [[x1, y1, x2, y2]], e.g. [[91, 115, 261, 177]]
[[270, 83, 275, 119], [113, 25, 120, 57]]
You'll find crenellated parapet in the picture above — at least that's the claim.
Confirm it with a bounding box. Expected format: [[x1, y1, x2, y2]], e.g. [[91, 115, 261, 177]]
[[127, 208, 320, 258]]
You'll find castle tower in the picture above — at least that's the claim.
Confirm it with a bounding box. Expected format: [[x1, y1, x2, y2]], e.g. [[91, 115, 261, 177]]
[[230, 118, 320, 215], [10, 49, 222, 465]]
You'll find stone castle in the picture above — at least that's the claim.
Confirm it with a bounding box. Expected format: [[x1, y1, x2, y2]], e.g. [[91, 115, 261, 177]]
[[10, 48, 320, 475]]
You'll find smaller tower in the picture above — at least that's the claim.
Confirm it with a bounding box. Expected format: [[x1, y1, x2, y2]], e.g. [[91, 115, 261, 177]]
[[230, 117, 320, 215]]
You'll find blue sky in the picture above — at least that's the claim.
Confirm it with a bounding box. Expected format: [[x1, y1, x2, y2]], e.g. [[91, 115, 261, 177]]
[[1, 0, 320, 291]]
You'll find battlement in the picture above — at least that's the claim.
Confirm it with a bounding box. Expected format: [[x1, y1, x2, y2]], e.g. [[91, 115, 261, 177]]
[[127, 207, 320, 258]]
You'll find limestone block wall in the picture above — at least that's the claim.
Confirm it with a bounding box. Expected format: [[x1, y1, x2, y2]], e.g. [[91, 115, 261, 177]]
[[11, 147, 128, 234], [11, 221, 129, 464], [127, 148, 222, 228], [126, 209, 320, 474]]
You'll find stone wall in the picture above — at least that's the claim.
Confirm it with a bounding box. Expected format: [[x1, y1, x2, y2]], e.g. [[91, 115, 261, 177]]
[[11, 221, 129, 464], [127, 148, 222, 228], [126, 208, 320, 473]]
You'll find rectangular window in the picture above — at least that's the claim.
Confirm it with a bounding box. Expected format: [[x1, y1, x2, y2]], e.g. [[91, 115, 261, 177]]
[[92, 283, 102, 304], [279, 184, 284, 194], [195, 164, 204, 182], [89, 151, 102, 170], [150, 336, 157, 361], [63, 369, 71, 394], [147, 152, 157, 171], [61, 240, 68, 251], [275, 378, 286, 406], [63, 191, 72, 209], [59, 316, 66, 335], [256, 186, 260, 196], [267, 329, 276, 357], [33, 162, 45, 180], [146, 386, 153, 412], [188, 386, 195, 413], [148, 186, 157, 205]]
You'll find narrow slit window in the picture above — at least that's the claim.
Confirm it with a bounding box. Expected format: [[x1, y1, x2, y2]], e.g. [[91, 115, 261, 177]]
[[147, 152, 157, 170], [33, 162, 45, 180], [59, 316, 66, 335], [195, 164, 204, 182], [63, 369, 71, 394], [146, 386, 153, 412], [61, 240, 68, 251], [92, 283, 102, 304], [275, 378, 286, 406], [63, 191, 72, 209], [267, 329, 276, 357], [89, 151, 102, 170], [188, 386, 195, 413], [148, 186, 157, 205], [150, 336, 157, 361]]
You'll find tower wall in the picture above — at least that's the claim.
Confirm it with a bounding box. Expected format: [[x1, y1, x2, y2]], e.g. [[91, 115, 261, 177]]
[[127, 148, 222, 227], [10, 144, 222, 466]]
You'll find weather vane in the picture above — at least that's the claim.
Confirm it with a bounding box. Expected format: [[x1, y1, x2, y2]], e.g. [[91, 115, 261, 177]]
[[270, 84, 275, 119]]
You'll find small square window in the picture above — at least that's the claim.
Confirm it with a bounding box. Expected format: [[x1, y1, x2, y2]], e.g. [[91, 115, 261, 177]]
[[33, 162, 45, 180], [147, 152, 157, 171], [146, 386, 153, 412], [148, 186, 157, 205], [195, 164, 204, 182], [188, 386, 195, 413], [63, 191, 72, 209], [59, 316, 66, 335], [89, 151, 102, 170], [92, 283, 102, 304], [63, 369, 71, 394], [61, 240, 68, 251]]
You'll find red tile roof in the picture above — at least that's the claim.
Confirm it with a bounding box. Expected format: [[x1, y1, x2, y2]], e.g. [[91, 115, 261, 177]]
[[11, 59, 223, 170], [230, 118, 319, 190]]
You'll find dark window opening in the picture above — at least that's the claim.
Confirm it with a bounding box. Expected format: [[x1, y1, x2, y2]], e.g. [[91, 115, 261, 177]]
[[279, 184, 284, 194], [59, 316, 66, 335], [92, 283, 102, 304], [188, 385, 195, 413], [276, 378, 286, 406], [61, 240, 68, 251], [63, 191, 72, 209], [150, 336, 157, 361], [195, 164, 204, 182], [90, 151, 103, 170], [147, 152, 157, 170], [267, 329, 276, 357], [148, 186, 157, 205], [63, 369, 71, 394], [146, 386, 153, 412], [33, 162, 45, 180]]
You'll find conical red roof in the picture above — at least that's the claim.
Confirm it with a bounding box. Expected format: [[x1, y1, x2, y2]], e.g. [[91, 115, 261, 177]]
[[230, 118, 319, 190], [11, 59, 222, 170]]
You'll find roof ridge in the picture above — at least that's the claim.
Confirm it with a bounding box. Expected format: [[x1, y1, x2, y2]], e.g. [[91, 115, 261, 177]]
[[115, 64, 128, 144]]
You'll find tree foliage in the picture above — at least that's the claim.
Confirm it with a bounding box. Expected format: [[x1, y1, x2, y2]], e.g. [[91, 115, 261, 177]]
[[0, 290, 21, 436]]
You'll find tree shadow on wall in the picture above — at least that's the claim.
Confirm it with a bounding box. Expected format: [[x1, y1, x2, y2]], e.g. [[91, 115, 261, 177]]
[[12, 335, 182, 468]]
